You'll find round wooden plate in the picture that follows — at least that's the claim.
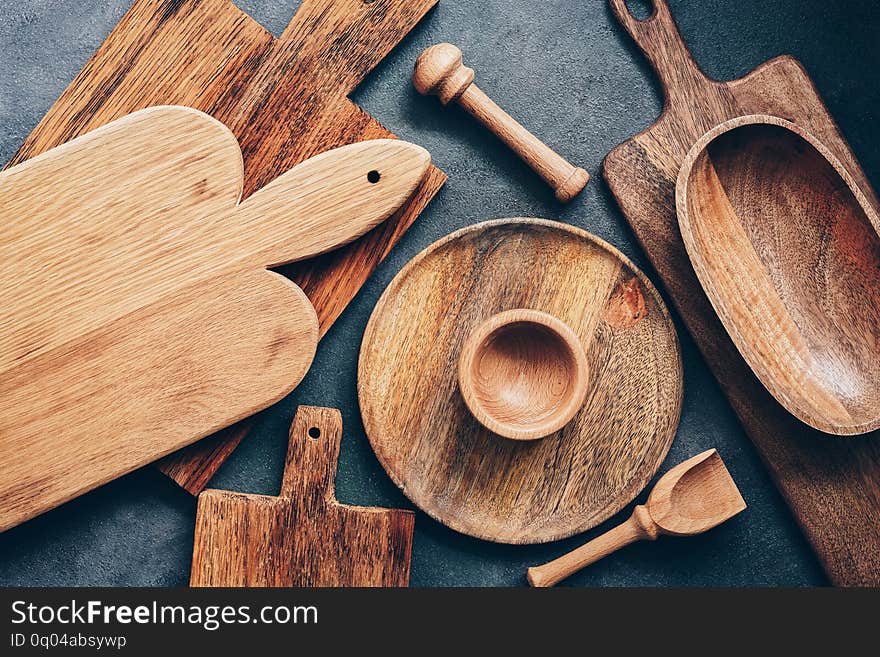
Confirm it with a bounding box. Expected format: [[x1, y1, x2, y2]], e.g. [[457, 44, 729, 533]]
[[358, 219, 683, 543]]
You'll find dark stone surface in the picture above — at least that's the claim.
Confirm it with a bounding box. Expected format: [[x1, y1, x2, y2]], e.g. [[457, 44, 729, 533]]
[[0, 0, 877, 587]]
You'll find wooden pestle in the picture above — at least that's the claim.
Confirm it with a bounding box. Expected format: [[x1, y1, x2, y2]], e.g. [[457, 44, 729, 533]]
[[413, 43, 589, 202]]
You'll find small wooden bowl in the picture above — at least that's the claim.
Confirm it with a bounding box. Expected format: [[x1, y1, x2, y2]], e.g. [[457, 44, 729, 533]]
[[457, 309, 589, 441]]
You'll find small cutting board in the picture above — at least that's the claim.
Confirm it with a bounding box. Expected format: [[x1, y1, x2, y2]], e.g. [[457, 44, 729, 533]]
[[7, 0, 446, 494], [0, 106, 430, 532], [191, 406, 414, 587], [603, 0, 880, 585]]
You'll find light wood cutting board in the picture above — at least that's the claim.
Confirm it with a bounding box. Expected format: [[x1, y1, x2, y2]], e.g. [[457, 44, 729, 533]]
[[0, 106, 430, 532], [603, 0, 880, 585], [6, 0, 446, 495], [191, 406, 414, 587]]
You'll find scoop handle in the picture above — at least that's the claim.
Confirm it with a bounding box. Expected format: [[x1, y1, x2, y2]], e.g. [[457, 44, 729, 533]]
[[608, 0, 707, 103], [527, 505, 659, 587]]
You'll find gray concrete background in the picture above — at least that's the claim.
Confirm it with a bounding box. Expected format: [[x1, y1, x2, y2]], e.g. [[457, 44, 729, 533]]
[[0, 0, 877, 586]]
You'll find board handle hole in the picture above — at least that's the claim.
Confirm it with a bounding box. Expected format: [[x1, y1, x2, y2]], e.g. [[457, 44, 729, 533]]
[[367, 170, 381, 184], [624, 0, 654, 21], [308, 427, 321, 439]]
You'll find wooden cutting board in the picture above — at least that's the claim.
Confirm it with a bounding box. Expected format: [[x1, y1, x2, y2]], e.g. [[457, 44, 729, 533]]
[[6, 0, 446, 495], [191, 406, 414, 586], [0, 106, 430, 532], [603, 0, 880, 585], [359, 220, 682, 543]]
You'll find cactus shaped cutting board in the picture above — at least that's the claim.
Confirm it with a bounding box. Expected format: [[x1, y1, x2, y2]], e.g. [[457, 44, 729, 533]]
[[0, 106, 430, 531]]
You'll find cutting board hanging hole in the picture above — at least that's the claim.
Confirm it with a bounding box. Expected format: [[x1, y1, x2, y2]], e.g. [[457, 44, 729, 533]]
[[308, 427, 321, 439], [368, 170, 381, 183], [624, 0, 654, 21]]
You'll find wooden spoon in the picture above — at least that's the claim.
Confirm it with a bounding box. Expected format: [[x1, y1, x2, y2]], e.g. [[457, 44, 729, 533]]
[[676, 114, 880, 435], [527, 449, 746, 587]]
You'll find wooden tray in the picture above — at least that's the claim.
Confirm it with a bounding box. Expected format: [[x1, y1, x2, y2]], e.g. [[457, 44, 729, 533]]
[[358, 219, 683, 544], [6, 0, 445, 495], [603, 0, 880, 584]]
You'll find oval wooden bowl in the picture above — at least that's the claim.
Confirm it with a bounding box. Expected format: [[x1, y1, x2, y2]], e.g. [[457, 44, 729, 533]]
[[676, 115, 880, 435], [458, 309, 590, 441], [358, 219, 683, 544]]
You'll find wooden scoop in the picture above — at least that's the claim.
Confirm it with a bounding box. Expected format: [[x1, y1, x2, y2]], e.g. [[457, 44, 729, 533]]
[[676, 115, 880, 435], [527, 449, 745, 587]]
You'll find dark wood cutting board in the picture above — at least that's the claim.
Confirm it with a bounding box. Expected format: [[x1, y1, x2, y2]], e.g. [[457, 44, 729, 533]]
[[6, 0, 445, 495], [603, 0, 880, 585], [190, 406, 414, 586]]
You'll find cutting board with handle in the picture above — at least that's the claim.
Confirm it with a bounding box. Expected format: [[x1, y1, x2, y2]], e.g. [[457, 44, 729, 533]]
[[0, 106, 430, 532], [603, 0, 880, 585], [191, 406, 414, 586], [6, 0, 446, 495]]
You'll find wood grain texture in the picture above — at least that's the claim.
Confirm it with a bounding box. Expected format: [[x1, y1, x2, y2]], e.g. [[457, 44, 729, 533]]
[[156, 421, 252, 496], [677, 114, 880, 436], [603, 0, 880, 585], [527, 449, 746, 586], [358, 219, 683, 543], [5, 0, 446, 494], [413, 43, 589, 202], [0, 107, 430, 532], [457, 309, 590, 441], [191, 406, 414, 587]]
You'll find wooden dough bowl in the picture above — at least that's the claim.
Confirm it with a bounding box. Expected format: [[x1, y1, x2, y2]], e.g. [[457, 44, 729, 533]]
[[677, 115, 880, 435], [359, 219, 683, 544]]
